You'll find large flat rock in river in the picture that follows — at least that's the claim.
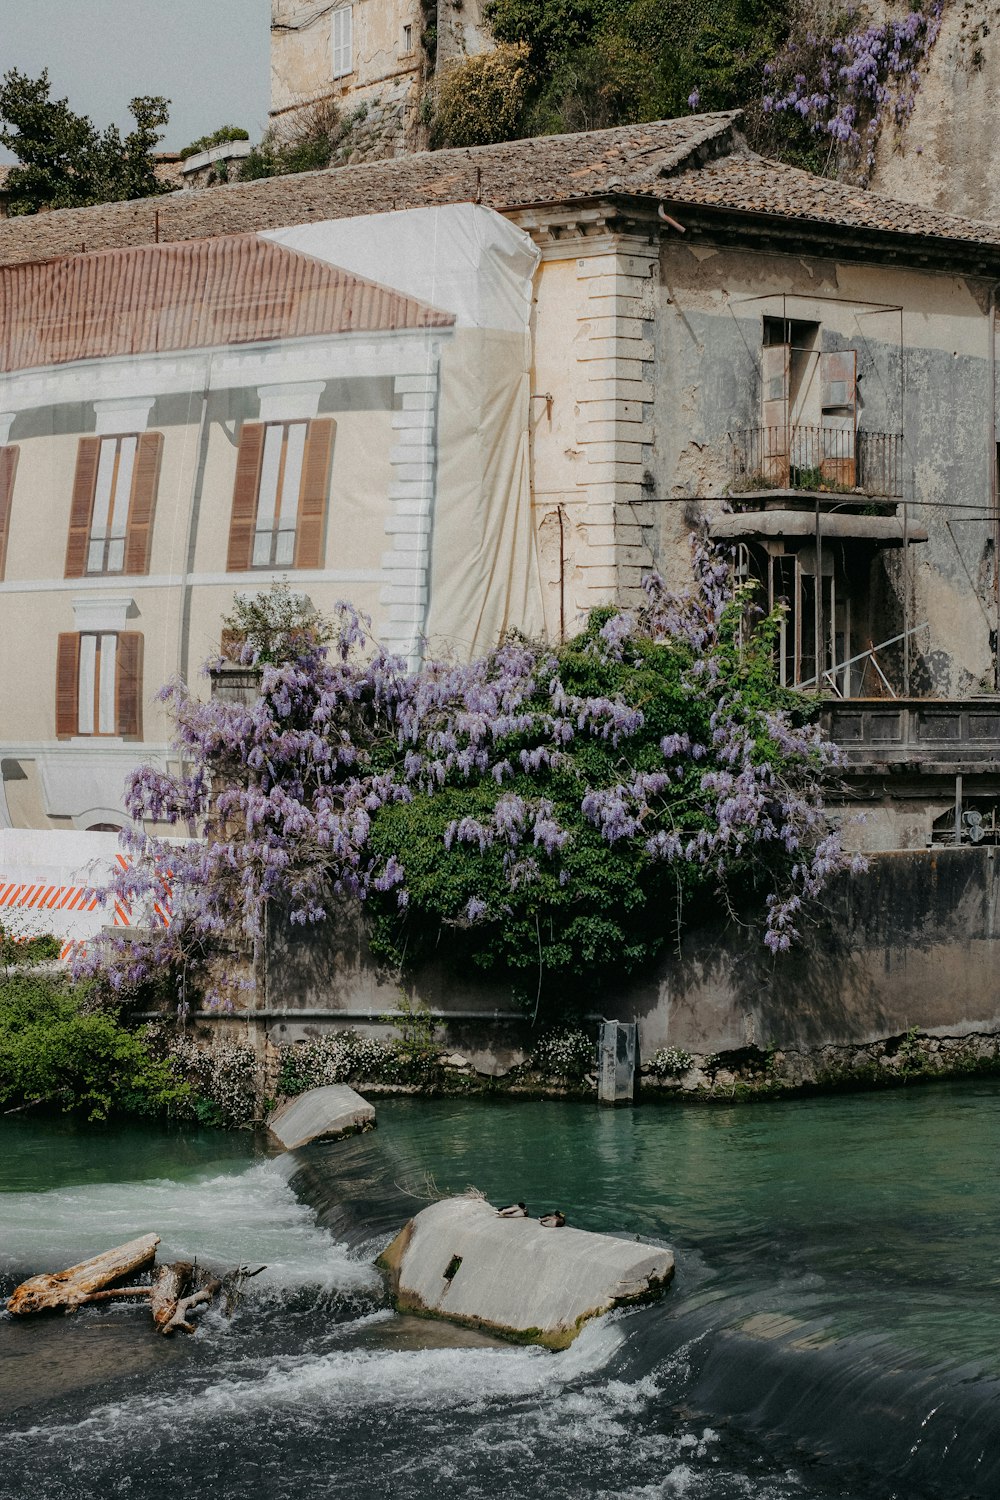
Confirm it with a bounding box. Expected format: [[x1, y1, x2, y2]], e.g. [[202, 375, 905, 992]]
[[267, 1085, 375, 1151], [378, 1197, 674, 1348]]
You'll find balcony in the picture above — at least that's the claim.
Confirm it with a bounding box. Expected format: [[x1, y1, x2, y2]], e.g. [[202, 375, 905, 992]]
[[822, 699, 1000, 772], [731, 426, 904, 500]]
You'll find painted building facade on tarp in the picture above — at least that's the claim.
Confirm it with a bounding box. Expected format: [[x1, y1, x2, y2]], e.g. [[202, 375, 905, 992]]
[[0, 203, 541, 832]]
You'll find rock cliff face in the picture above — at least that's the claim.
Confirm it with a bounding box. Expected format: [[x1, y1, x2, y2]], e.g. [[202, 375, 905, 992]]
[[869, 0, 1000, 221]]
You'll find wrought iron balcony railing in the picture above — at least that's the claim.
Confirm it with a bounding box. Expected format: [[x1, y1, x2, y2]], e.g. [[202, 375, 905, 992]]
[[731, 426, 904, 499]]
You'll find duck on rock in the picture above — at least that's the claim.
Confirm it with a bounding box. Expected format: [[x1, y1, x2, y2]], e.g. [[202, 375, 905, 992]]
[[539, 1211, 566, 1228], [497, 1202, 528, 1218]]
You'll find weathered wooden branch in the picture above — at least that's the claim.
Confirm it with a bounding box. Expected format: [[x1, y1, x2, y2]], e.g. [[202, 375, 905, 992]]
[[79, 1287, 153, 1305], [6, 1234, 160, 1316], [150, 1261, 193, 1331], [161, 1276, 221, 1336]]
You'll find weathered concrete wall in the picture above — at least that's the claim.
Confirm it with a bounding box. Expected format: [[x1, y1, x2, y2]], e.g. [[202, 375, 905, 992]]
[[652, 238, 999, 699], [871, 0, 1000, 223], [263, 848, 1000, 1062]]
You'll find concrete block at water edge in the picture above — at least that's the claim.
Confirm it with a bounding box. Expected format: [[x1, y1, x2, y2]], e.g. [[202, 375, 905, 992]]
[[267, 1085, 376, 1151], [378, 1196, 674, 1348]]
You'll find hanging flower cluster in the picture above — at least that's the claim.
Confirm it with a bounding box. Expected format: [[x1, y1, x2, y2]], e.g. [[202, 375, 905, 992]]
[[77, 544, 860, 1010], [761, 4, 942, 178]]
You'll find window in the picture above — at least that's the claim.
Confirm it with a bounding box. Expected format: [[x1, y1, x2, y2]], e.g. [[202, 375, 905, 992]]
[[332, 5, 353, 78], [65, 433, 163, 579], [0, 445, 19, 581], [55, 632, 143, 739], [402, 23, 412, 53], [227, 419, 336, 572]]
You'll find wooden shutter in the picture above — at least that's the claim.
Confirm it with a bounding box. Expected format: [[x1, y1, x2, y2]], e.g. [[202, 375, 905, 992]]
[[55, 633, 80, 739], [295, 418, 335, 569], [819, 351, 857, 488], [761, 343, 790, 485], [65, 437, 101, 578], [0, 444, 19, 581], [115, 632, 143, 738], [227, 423, 265, 572], [124, 431, 163, 575]]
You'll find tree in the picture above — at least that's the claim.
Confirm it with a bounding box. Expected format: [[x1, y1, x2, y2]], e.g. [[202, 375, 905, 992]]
[[78, 552, 859, 1015], [0, 69, 170, 214]]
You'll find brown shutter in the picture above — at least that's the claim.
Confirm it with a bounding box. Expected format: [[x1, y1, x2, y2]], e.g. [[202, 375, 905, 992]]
[[227, 423, 265, 572], [295, 418, 335, 569], [65, 437, 101, 578], [124, 431, 163, 575], [115, 632, 143, 738], [0, 444, 19, 581], [55, 633, 80, 739]]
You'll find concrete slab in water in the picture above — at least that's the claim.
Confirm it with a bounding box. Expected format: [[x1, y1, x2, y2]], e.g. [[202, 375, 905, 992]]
[[267, 1085, 376, 1151], [378, 1196, 674, 1348]]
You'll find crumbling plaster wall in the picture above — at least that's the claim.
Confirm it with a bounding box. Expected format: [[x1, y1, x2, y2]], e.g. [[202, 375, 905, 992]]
[[649, 236, 999, 696], [258, 848, 1000, 1063], [871, 0, 1000, 223]]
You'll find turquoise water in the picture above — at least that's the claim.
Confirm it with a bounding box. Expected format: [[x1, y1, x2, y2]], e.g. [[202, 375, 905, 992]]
[[2, 1083, 1000, 1497]]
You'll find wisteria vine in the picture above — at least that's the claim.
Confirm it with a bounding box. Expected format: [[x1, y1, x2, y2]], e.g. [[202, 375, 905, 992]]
[[761, 4, 942, 178], [78, 544, 860, 1010]]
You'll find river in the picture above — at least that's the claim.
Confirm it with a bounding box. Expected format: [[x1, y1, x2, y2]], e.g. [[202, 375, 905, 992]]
[[2, 1083, 999, 1498]]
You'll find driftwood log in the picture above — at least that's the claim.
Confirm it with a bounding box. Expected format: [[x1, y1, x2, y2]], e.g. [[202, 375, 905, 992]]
[[150, 1261, 193, 1331], [6, 1234, 160, 1316], [8, 1239, 262, 1335], [161, 1275, 222, 1336]]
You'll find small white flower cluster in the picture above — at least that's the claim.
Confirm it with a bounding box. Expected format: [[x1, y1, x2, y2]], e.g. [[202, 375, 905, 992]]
[[277, 1029, 431, 1095], [165, 1032, 261, 1127], [647, 1046, 694, 1078], [528, 1027, 594, 1081]]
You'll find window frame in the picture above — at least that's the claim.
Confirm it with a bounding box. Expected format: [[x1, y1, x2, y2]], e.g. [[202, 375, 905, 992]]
[[56, 631, 143, 740], [332, 5, 354, 78]]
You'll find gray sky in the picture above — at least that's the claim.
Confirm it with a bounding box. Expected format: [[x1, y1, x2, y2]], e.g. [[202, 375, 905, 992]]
[[0, 0, 271, 162]]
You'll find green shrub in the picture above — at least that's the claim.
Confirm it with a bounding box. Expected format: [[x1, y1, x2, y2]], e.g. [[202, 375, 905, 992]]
[[430, 43, 532, 148], [0, 972, 190, 1121], [527, 1027, 594, 1080], [647, 1045, 694, 1077]]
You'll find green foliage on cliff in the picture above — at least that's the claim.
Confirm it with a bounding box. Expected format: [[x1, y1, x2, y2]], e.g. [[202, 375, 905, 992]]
[[431, 0, 790, 146]]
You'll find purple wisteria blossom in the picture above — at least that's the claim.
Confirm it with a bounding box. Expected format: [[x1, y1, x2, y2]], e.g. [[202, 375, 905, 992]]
[[77, 546, 859, 1006], [762, 5, 942, 179]]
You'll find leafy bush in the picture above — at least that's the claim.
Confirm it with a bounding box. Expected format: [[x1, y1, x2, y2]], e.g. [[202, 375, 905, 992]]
[[431, 43, 532, 148], [647, 1045, 694, 1077], [162, 1032, 260, 1129], [527, 1027, 594, 1080], [0, 919, 60, 968], [276, 1025, 437, 1095], [240, 98, 340, 181], [0, 973, 190, 1121]]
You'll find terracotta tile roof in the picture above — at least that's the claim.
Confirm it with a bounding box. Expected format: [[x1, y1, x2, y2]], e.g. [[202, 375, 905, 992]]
[[0, 116, 742, 267], [0, 231, 454, 371], [0, 113, 998, 273], [659, 150, 1000, 250]]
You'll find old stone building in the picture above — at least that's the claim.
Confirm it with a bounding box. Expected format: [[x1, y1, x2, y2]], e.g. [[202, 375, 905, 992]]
[[269, 0, 490, 157], [1, 113, 1000, 852]]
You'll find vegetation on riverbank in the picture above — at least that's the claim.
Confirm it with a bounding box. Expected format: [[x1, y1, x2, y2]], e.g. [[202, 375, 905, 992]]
[[0, 959, 188, 1123]]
